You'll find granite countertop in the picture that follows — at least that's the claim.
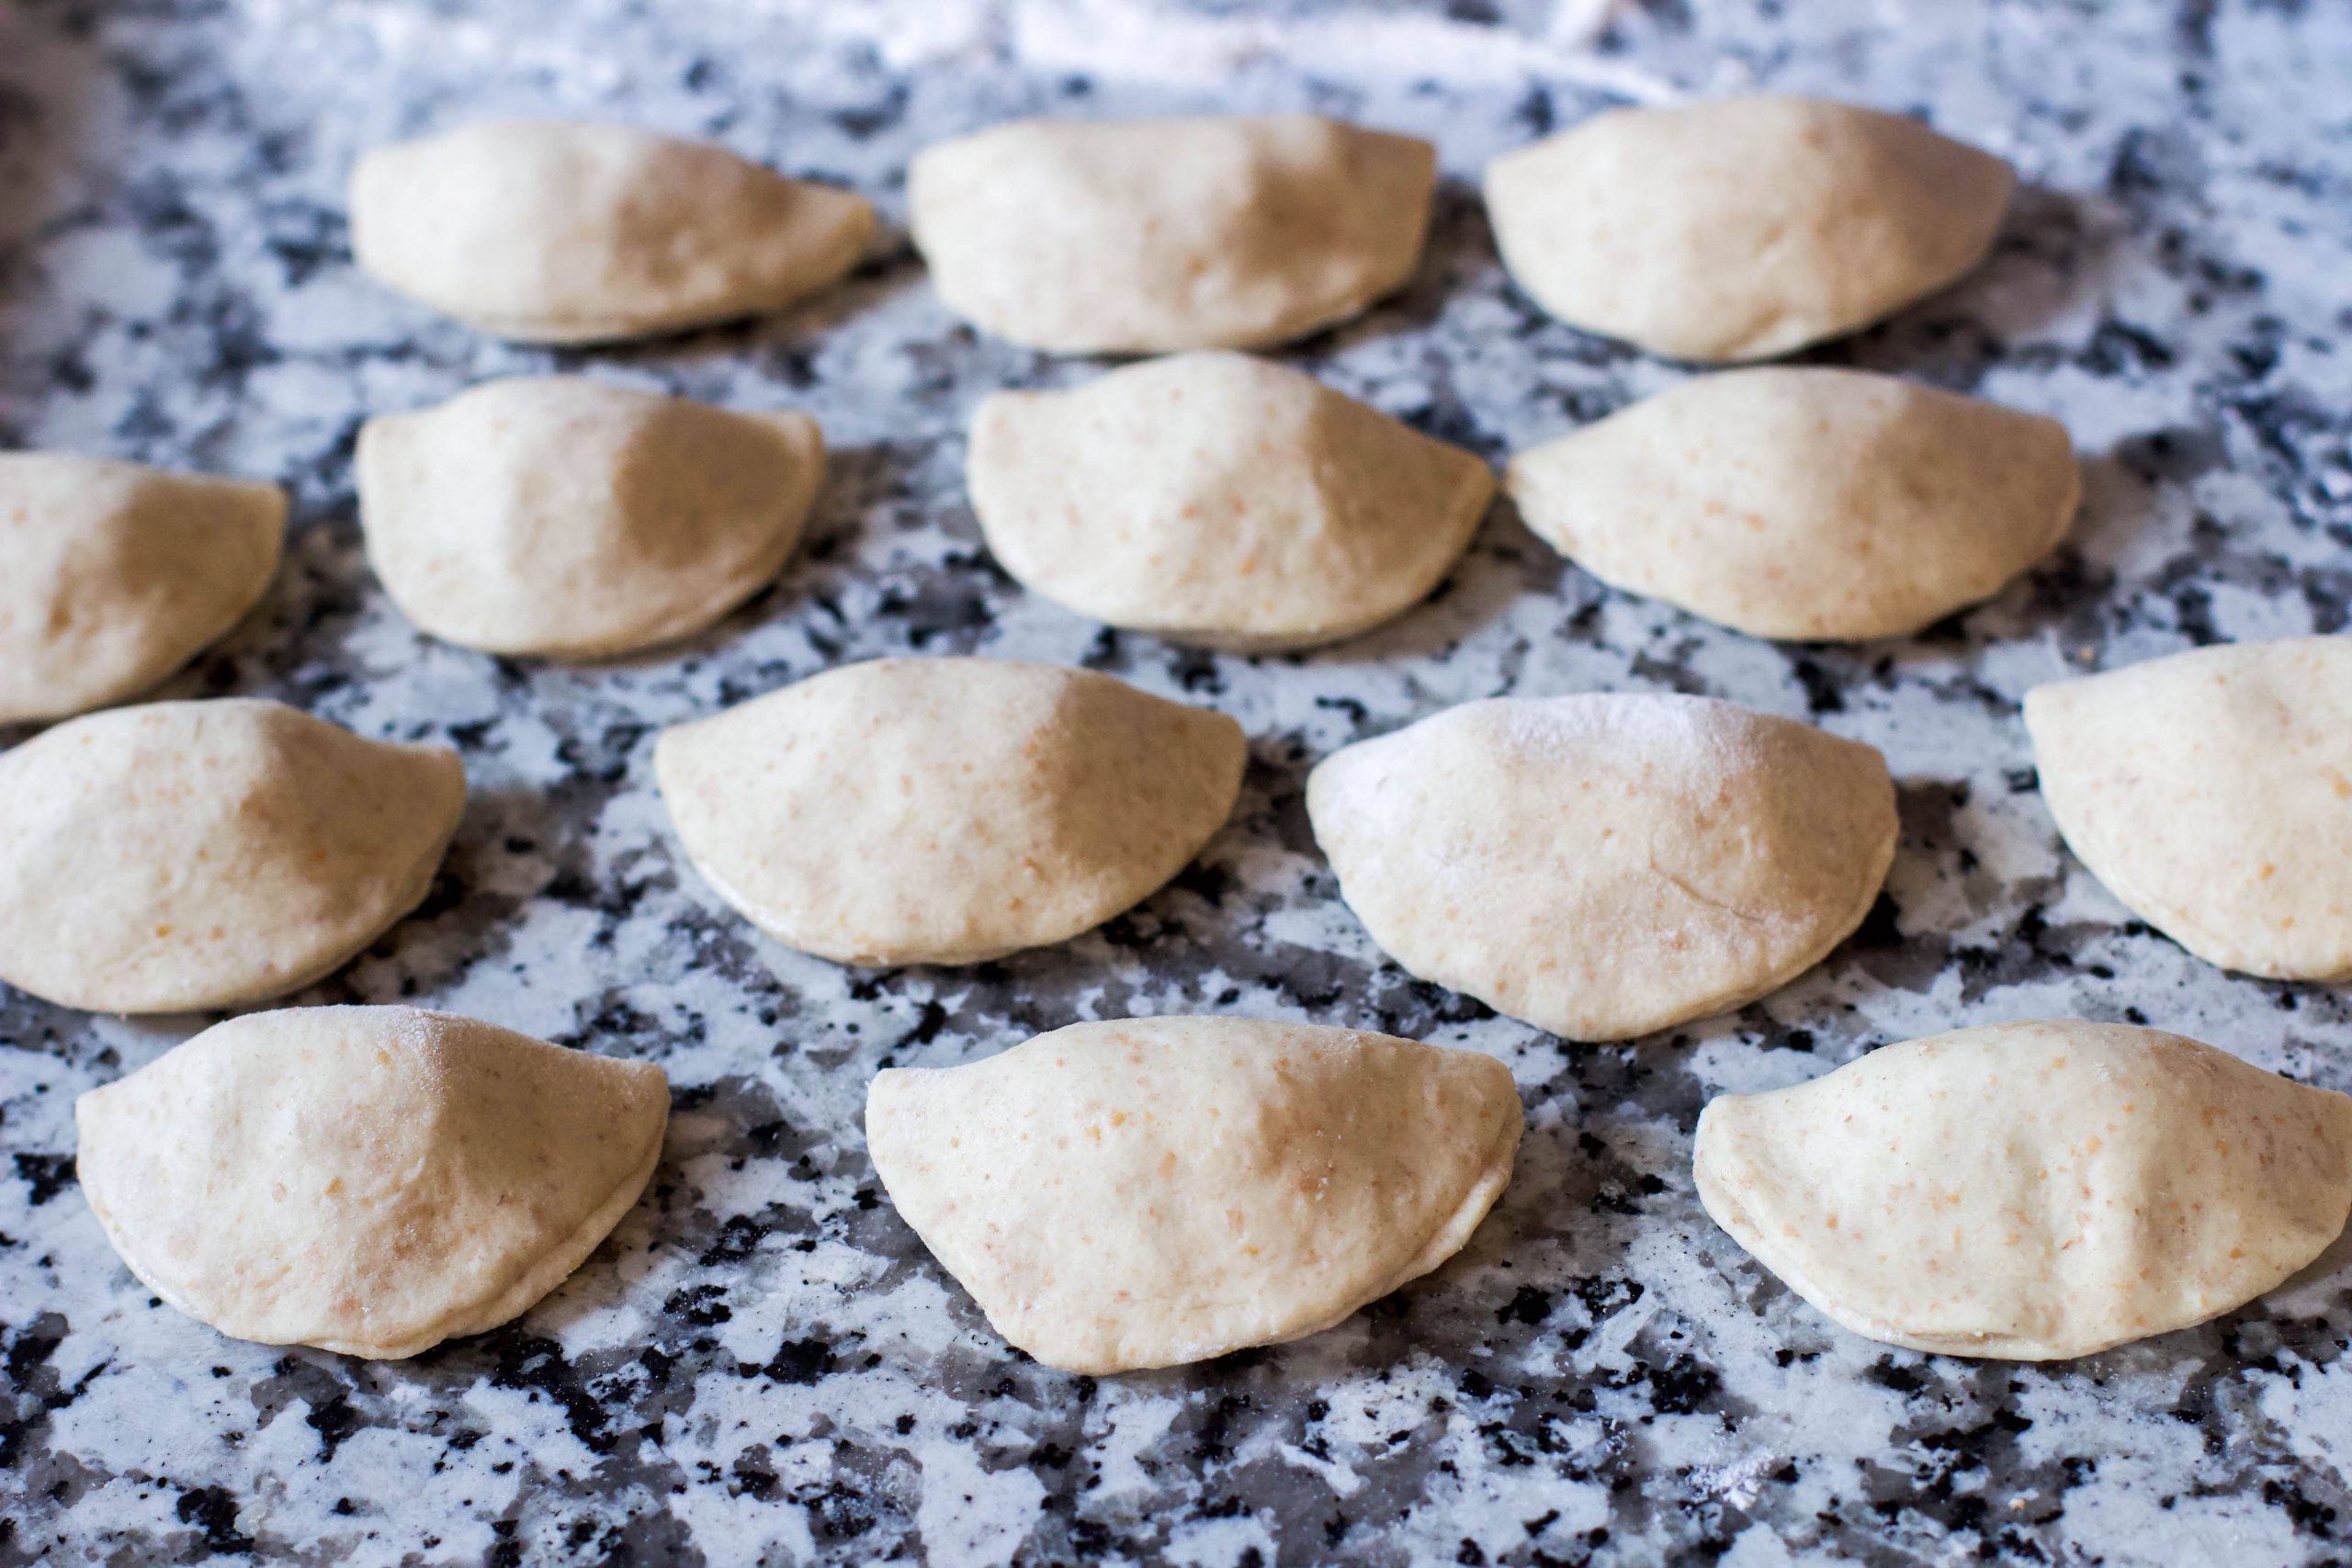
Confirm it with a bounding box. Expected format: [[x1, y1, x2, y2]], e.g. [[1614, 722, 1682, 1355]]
[[5, 0, 2352, 1562]]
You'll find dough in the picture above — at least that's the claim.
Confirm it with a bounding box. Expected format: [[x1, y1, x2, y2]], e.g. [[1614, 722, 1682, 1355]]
[[1506, 367, 2077, 641], [1485, 96, 2014, 362], [1307, 694, 1895, 1041], [76, 1006, 668, 1358], [909, 114, 1435, 353], [2025, 637, 2352, 980], [350, 118, 874, 343], [0, 699, 465, 1012], [655, 659, 1246, 965], [0, 454, 283, 726], [357, 377, 826, 659], [1695, 1020, 2352, 1359], [865, 1016, 1521, 1372], [967, 352, 1495, 649]]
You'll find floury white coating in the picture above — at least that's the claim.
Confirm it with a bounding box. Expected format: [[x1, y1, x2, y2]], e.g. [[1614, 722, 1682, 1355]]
[[1307, 694, 1896, 1042]]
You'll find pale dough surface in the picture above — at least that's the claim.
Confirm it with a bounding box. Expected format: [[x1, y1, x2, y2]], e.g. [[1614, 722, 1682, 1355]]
[[865, 1016, 1521, 1373], [75, 1006, 669, 1359], [2025, 636, 2352, 980], [1307, 694, 1895, 1042], [1506, 367, 2078, 641], [350, 118, 874, 343], [0, 699, 465, 1012], [967, 352, 1494, 649], [1485, 95, 2014, 363], [358, 377, 826, 659], [909, 114, 1435, 354], [654, 659, 1247, 965], [0, 454, 284, 726], [1694, 1020, 2352, 1359]]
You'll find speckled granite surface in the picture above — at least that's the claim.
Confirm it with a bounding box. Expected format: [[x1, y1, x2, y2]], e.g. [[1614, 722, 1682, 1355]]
[[5, 0, 2352, 1562]]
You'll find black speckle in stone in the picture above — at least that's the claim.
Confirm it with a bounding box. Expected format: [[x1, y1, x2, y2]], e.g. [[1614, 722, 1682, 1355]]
[[2084, 317, 2177, 375], [699, 1213, 770, 1267], [1569, 1276, 1645, 1323], [175, 1485, 255, 1556], [894, 1000, 949, 1049], [12, 1153, 74, 1206], [1172, 649, 1226, 694], [1, 1313, 86, 1469], [484, 1335, 615, 1452], [832, 80, 909, 139], [304, 1394, 361, 1461], [747, 1337, 835, 1385], [2114, 423, 2227, 486], [2108, 127, 2202, 206], [1865, 1358, 1929, 1395], [1193, 1393, 1251, 1461], [1314, 694, 1370, 728], [1079, 626, 1125, 670], [1847, 892, 1906, 952], [731, 1451, 782, 1499], [664, 1284, 733, 1328], [44, 343, 95, 395], [1789, 656, 1847, 715], [1396, 397, 1490, 455], [1497, 1285, 1553, 1326], [799, 1478, 881, 1544], [1621, 1355, 1719, 1416]]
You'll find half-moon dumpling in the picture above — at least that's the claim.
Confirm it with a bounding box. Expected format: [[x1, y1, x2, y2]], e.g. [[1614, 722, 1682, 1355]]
[[1695, 1020, 2352, 1359], [357, 377, 826, 659], [1307, 694, 1895, 1041], [76, 1006, 669, 1358], [910, 114, 1435, 354], [654, 659, 1246, 965], [1, 454, 283, 726], [2024, 637, 2352, 980], [350, 119, 874, 343], [0, 699, 465, 1012], [967, 352, 1495, 649], [1485, 96, 2014, 362], [866, 1016, 1521, 1372], [1506, 368, 2078, 641]]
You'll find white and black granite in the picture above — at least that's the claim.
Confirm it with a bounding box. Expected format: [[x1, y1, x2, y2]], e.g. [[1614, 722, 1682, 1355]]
[[5, 0, 2352, 1562]]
